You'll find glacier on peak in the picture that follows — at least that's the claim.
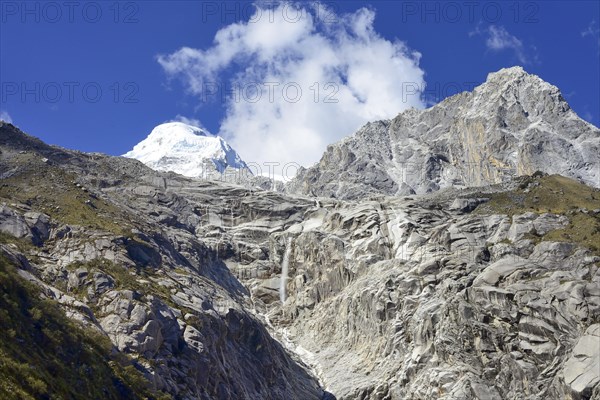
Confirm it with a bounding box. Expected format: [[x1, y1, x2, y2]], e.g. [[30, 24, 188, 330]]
[[123, 122, 248, 177]]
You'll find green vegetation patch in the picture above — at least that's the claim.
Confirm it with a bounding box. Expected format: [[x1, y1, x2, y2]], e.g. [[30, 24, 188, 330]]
[[66, 258, 178, 310], [0, 255, 171, 400], [475, 174, 600, 216], [0, 161, 131, 236], [475, 174, 600, 254]]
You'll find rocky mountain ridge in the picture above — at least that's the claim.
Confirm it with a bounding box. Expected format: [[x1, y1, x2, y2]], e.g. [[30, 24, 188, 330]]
[[1, 121, 599, 399], [1, 65, 600, 400], [286, 66, 600, 199]]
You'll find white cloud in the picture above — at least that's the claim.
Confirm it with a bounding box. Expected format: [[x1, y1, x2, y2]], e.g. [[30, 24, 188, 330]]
[[0, 110, 12, 124], [170, 115, 207, 130], [471, 25, 536, 65], [157, 3, 425, 167], [581, 20, 600, 52], [582, 19, 599, 37]]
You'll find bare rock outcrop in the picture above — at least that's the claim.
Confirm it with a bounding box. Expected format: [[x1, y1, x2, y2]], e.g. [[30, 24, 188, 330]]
[[287, 67, 600, 199]]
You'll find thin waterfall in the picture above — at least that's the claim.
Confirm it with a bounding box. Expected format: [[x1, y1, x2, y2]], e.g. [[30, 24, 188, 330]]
[[279, 237, 293, 303]]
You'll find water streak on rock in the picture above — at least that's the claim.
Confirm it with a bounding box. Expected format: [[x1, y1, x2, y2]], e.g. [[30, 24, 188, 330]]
[[280, 237, 293, 303]]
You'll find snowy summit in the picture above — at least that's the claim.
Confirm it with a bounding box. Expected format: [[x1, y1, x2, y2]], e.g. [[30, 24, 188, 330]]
[[123, 122, 247, 177]]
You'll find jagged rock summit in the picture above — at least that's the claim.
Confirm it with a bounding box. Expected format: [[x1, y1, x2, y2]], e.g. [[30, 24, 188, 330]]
[[286, 66, 600, 199], [124, 121, 248, 177]]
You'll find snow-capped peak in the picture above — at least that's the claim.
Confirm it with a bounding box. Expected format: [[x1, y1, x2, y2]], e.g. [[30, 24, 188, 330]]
[[123, 122, 248, 177]]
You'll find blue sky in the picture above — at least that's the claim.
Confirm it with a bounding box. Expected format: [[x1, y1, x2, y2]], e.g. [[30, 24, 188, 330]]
[[1, 0, 599, 166]]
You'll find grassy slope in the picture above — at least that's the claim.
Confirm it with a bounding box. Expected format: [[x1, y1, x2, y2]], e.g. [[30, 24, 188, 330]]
[[475, 174, 600, 252], [0, 253, 170, 400], [0, 127, 175, 398], [0, 152, 131, 236]]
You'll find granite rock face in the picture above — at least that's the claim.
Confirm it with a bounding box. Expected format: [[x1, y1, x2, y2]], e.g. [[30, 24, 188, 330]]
[[1, 66, 600, 400], [563, 324, 600, 399], [270, 196, 600, 399], [286, 67, 600, 200], [0, 124, 324, 400]]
